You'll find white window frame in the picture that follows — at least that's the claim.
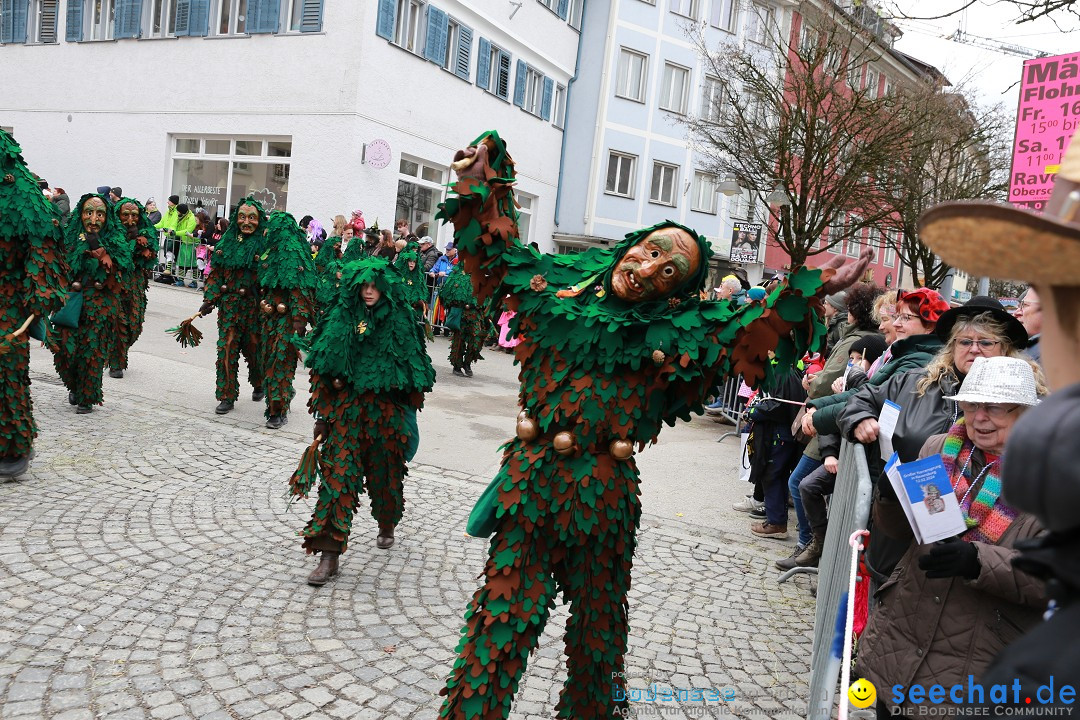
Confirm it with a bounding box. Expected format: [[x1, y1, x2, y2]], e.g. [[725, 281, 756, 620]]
[[88, 0, 115, 40], [144, 0, 177, 38], [649, 161, 679, 206], [568, 0, 583, 28], [397, 156, 447, 240], [484, 42, 512, 100], [615, 47, 648, 103], [283, 0, 306, 31], [745, 2, 772, 45], [729, 188, 752, 220], [700, 75, 724, 123], [882, 231, 897, 267], [27, 0, 58, 43], [522, 64, 545, 117], [659, 62, 691, 115], [865, 68, 878, 98], [670, 0, 699, 19], [168, 135, 293, 217], [215, 0, 247, 35], [691, 171, 718, 214], [440, 17, 461, 71], [865, 227, 881, 263], [516, 192, 535, 244], [710, 0, 738, 32], [552, 84, 567, 129], [846, 217, 863, 257], [393, 0, 425, 54], [605, 151, 638, 198]]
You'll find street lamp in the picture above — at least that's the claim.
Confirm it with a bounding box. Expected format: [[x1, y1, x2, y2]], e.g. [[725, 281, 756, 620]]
[[716, 178, 742, 197], [765, 182, 789, 206]]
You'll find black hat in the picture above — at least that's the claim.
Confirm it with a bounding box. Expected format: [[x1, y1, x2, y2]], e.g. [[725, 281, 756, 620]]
[[111, 186, 123, 197], [168, 195, 180, 205], [96, 185, 111, 195], [1003, 383, 1080, 532], [850, 334, 888, 365], [934, 295, 1028, 349], [177, 203, 189, 215]]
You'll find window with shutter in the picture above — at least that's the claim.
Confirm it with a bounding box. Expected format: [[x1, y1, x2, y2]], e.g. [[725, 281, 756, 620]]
[[113, 0, 141, 39], [475, 37, 491, 88], [172, 0, 190, 35], [186, 0, 208, 35], [556, 0, 568, 19], [453, 23, 471, 79], [513, 59, 526, 107], [540, 77, 553, 121], [65, 0, 82, 39], [12, 0, 29, 42], [1, 0, 16, 44], [422, 5, 446, 63], [247, 0, 281, 34], [495, 50, 511, 100], [39, 0, 58, 41], [375, 0, 394, 39], [297, 0, 321, 31]]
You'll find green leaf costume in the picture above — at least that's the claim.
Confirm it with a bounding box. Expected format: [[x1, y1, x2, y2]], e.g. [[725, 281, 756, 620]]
[[439, 264, 487, 371], [0, 129, 69, 460], [436, 132, 833, 719], [202, 197, 266, 403], [108, 197, 159, 372], [392, 248, 429, 312], [52, 193, 134, 408], [257, 211, 315, 419], [293, 256, 436, 553]]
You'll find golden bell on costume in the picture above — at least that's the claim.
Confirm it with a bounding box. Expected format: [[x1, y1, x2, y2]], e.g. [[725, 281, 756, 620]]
[[516, 416, 539, 441], [553, 431, 575, 456], [609, 439, 634, 460]]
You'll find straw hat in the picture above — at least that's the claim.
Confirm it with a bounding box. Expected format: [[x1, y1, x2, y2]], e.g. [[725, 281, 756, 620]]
[[944, 356, 1040, 406], [919, 130, 1080, 286]]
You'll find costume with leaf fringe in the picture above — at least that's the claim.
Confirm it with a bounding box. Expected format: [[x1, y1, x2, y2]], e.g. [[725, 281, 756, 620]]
[[290, 256, 435, 553], [108, 197, 159, 372], [257, 211, 316, 418], [439, 264, 487, 370], [436, 131, 834, 720], [203, 197, 266, 403], [313, 235, 344, 321], [0, 129, 68, 460], [52, 194, 134, 407], [393, 248, 428, 314]]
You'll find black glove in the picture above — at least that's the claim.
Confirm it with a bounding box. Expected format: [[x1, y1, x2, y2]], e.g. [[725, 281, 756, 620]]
[[313, 420, 328, 442], [198, 302, 214, 316], [85, 232, 100, 250], [876, 477, 898, 502], [918, 538, 980, 579]]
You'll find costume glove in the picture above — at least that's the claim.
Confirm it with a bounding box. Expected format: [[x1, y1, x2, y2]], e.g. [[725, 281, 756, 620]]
[[918, 538, 980, 579], [85, 232, 101, 250], [313, 420, 328, 442], [198, 303, 214, 316]]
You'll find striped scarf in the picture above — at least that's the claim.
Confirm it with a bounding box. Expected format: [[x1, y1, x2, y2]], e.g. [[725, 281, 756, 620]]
[[940, 420, 1018, 544]]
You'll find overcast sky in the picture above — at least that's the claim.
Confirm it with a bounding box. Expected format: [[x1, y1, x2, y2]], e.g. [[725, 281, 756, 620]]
[[886, 0, 1079, 114]]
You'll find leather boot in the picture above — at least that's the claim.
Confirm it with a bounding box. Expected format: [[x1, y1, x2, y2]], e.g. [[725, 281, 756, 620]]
[[463, 363, 473, 377], [452, 366, 465, 377], [794, 532, 825, 568], [68, 392, 76, 406], [215, 400, 234, 415], [307, 551, 339, 586], [252, 388, 265, 402], [0, 450, 33, 478], [76, 404, 93, 414], [376, 523, 395, 549], [108, 368, 124, 378]]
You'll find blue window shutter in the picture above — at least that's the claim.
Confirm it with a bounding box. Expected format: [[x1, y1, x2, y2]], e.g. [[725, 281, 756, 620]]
[[186, 0, 209, 36], [513, 59, 526, 107], [40, 0, 58, 42], [541, 76, 554, 120], [172, 0, 189, 34], [65, 0, 82, 40], [1, 0, 14, 44], [298, 0, 322, 32], [497, 51, 511, 99], [250, 0, 281, 33], [422, 5, 446, 62], [476, 36, 491, 89], [375, 0, 395, 40], [13, 0, 29, 42], [114, 0, 142, 39], [454, 23, 472, 79], [557, 0, 568, 20]]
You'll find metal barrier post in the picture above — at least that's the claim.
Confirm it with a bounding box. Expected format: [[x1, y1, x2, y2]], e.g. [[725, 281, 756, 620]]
[[806, 440, 873, 720], [714, 375, 748, 443]]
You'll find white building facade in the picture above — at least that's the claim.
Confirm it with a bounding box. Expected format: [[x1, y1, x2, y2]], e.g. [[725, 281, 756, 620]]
[[0, 0, 580, 249]]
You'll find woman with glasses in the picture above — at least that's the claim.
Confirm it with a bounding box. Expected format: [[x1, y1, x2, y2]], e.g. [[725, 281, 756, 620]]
[[838, 295, 1031, 585], [853, 356, 1048, 717]]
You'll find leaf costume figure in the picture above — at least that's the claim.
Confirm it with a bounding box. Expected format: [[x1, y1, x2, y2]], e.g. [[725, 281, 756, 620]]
[[199, 197, 267, 415], [52, 193, 134, 414], [290, 256, 436, 585], [440, 264, 486, 377], [257, 211, 316, 429], [108, 198, 159, 377], [393, 248, 428, 315], [436, 132, 871, 719], [0, 129, 68, 478]]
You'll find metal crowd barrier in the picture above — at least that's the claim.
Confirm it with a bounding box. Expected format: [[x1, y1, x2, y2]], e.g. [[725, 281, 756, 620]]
[[713, 375, 748, 443], [804, 439, 873, 720]]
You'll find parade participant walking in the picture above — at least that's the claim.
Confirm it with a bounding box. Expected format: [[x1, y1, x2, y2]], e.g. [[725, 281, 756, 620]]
[[0, 129, 68, 478], [393, 246, 428, 318], [289, 256, 435, 584], [108, 198, 159, 379], [435, 131, 871, 719], [52, 193, 134, 414], [195, 197, 267, 415], [257, 211, 316, 429], [440, 264, 486, 377]]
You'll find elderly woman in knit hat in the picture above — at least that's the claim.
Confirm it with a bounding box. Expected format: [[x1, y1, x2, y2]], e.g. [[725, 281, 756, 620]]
[[853, 356, 1048, 717]]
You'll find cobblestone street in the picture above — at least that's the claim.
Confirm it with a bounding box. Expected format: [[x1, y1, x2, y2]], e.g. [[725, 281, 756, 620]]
[[3, 302, 818, 719]]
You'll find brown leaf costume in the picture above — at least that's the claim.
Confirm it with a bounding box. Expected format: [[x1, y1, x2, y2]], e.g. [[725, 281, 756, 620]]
[[436, 132, 842, 719], [0, 129, 68, 470]]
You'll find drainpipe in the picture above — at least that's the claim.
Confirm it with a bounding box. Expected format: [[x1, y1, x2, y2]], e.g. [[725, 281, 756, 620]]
[[554, 0, 589, 230]]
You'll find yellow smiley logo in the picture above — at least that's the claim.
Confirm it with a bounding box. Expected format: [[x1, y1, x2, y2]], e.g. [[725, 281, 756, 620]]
[[848, 678, 876, 709]]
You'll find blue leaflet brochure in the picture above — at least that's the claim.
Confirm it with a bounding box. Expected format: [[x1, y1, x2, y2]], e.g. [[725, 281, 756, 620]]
[[884, 453, 967, 544]]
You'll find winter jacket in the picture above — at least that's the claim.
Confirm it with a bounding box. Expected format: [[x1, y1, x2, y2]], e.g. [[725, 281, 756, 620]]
[[803, 324, 876, 460], [155, 205, 179, 232], [52, 192, 71, 225], [826, 315, 846, 353], [817, 365, 869, 461], [855, 434, 1046, 714], [430, 254, 456, 282], [420, 245, 440, 273], [807, 334, 944, 436], [175, 211, 197, 244]]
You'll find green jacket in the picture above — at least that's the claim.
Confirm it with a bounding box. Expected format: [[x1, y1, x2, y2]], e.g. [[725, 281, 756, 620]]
[[155, 205, 179, 232], [175, 211, 197, 244], [806, 333, 944, 436], [804, 324, 877, 459]]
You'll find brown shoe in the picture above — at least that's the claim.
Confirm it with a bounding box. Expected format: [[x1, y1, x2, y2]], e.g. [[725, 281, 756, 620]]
[[750, 521, 789, 540], [307, 551, 339, 586], [376, 524, 395, 549], [793, 534, 824, 567]]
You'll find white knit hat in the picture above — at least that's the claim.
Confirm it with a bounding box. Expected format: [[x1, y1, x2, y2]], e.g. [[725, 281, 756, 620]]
[[944, 356, 1040, 406]]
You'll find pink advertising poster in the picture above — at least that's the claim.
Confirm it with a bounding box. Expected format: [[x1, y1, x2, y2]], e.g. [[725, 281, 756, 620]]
[[1009, 51, 1080, 211]]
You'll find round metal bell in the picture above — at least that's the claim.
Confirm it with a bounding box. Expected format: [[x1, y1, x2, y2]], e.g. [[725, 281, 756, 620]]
[[517, 409, 529, 422], [553, 431, 575, 456], [220, 285, 228, 293], [516, 417, 539, 442], [93, 281, 104, 290], [261, 302, 273, 315], [238, 288, 246, 296], [276, 303, 287, 314], [216, 248, 223, 256], [609, 439, 634, 460], [71, 281, 82, 291], [332, 378, 344, 390]]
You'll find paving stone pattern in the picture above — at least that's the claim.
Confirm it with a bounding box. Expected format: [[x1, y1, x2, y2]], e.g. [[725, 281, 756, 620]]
[[0, 375, 815, 719]]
